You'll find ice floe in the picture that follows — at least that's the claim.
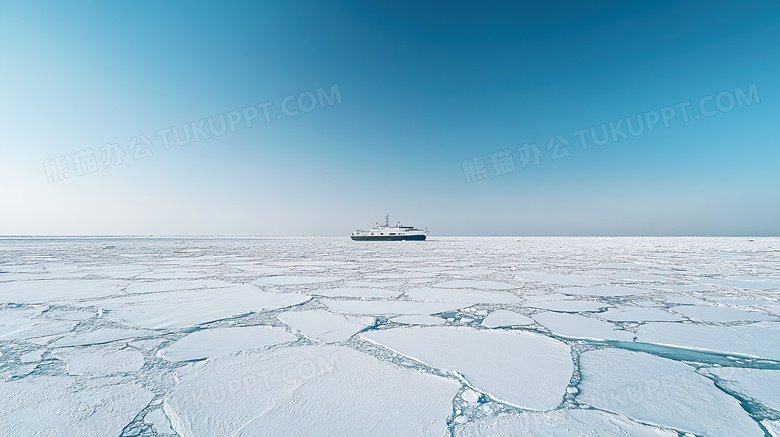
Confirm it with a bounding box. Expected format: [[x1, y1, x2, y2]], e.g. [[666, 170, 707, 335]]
[[526, 300, 608, 313], [311, 287, 402, 298], [322, 299, 469, 315], [533, 312, 635, 341], [705, 367, 780, 411], [404, 287, 521, 304], [362, 326, 572, 410], [558, 285, 648, 296], [514, 271, 605, 286], [0, 376, 154, 437], [635, 322, 780, 361], [53, 328, 154, 347], [0, 279, 125, 304], [163, 345, 459, 436], [52, 346, 145, 375], [480, 310, 534, 328], [454, 408, 676, 436], [600, 307, 684, 322], [391, 314, 446, 325], [90, 284, 310, 329], [158, 325, 297, 362], [433, 280, 518, 290], [670, 305, 776, 322], [277, 310, 373, 342], [578, 348, 764, 436], [253, 275, 341, 285]]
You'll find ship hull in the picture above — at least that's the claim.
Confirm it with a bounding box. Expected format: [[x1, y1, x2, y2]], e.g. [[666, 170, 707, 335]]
[[350, 234, 426, 241]]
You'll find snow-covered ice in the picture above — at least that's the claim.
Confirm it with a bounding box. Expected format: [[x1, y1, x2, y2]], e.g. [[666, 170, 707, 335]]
[[362, 326, 572, 410], [390, 314, 446, 325], [577, 349, 764, 436], [0, 376, 154, 437], [158, 325, 297, 362], [454, 409, 677, 436], [533, 311, 636, 341], [3, 236, 779, 435], [480, 310, 534, 327], [277, 310, 373, 342], [163, 345, 459, 436], [322, 298, 469, 315], [704, 367, 780, 411], [404, 287, 521, 304]]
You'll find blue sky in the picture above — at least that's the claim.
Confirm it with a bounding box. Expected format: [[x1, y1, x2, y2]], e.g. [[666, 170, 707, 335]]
[[1, 1, 778, 236]]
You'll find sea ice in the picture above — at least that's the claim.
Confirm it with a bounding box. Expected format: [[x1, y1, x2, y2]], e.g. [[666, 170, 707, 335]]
[[158, 325, 297, 362], [404, 287, 521, 304], [0, 279, 125, 304], [91, 284, 310, 329], [52, 346, 145, 375], [600, 307, 684, 322], [577, 348, 763, 436], [453, 408, 676, 436], [277, 310, 373, 342], [558, 285, 648, 296], [362, 326, 572, 410], [163, 345, 459, 436], [145, 409, 175, 434], [0, 307, 77, 341], [526, 300, 608, 313], [53, 328, 155, 347], [311, 287, 402, 298], [432, 280, 518, 290], [253, 275, 341, 285], [533, 312, 635, 341], [391, 314, 446, 325], [321, 299, 469, 315], [0, 376, 154, 437], [636, 322, 780, 361], [514, 271, 604, 286], [705, 367, 780, 411], [480, 310, 534, 328], [669, 305, 776, 322]]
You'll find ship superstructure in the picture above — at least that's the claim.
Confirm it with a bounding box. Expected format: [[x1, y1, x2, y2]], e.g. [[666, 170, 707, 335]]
[[351, 215, 428, 241]]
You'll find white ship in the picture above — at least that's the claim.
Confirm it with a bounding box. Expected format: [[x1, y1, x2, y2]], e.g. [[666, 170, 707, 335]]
[[351, 215, 429, 241]]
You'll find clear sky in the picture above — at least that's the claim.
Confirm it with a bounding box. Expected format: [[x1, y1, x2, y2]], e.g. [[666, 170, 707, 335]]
[[1, 1, 778, 236]]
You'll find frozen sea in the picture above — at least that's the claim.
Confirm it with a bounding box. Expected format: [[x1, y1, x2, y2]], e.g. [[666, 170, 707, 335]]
[[1, 236, 779, 436]]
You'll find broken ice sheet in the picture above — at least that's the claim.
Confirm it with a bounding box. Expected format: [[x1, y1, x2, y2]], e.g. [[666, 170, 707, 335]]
[[526, 299, 609, 313], [391, 314, 446, 325], [158, 325, 297, 362], [577, 348, 764, 436], [0, 279, 125, 304], [704, 367, 780, 411], [600, 307, 684, 322], [514, 271, 605, 286], [53, 328, 155, 347], [635, 322, 780, 361], [89, 284, 310, 329], [277, 310, 373, 342], [669, 305, 776, 322], [311, 287, 402, 298], [404, 287, 521, 304], [0, 376, 154, 437], [321, 299, 469, 315], [362, 326, 572, 410], [558, 285, 649, 296], [253, 275, 341, 285], [163, 345, 459, 436], [453, 408, 676, 436], [432, 280, 518, 290], [52, 346, 145, 375], [480, 310, 534, 328], [533, 311, 635, 341]]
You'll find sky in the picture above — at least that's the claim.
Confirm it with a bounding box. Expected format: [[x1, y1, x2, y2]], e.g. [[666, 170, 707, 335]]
[[1, 1, 778, 236]]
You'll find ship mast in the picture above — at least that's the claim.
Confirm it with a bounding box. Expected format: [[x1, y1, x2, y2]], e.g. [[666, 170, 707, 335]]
[[385, 214, 389, 227]]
